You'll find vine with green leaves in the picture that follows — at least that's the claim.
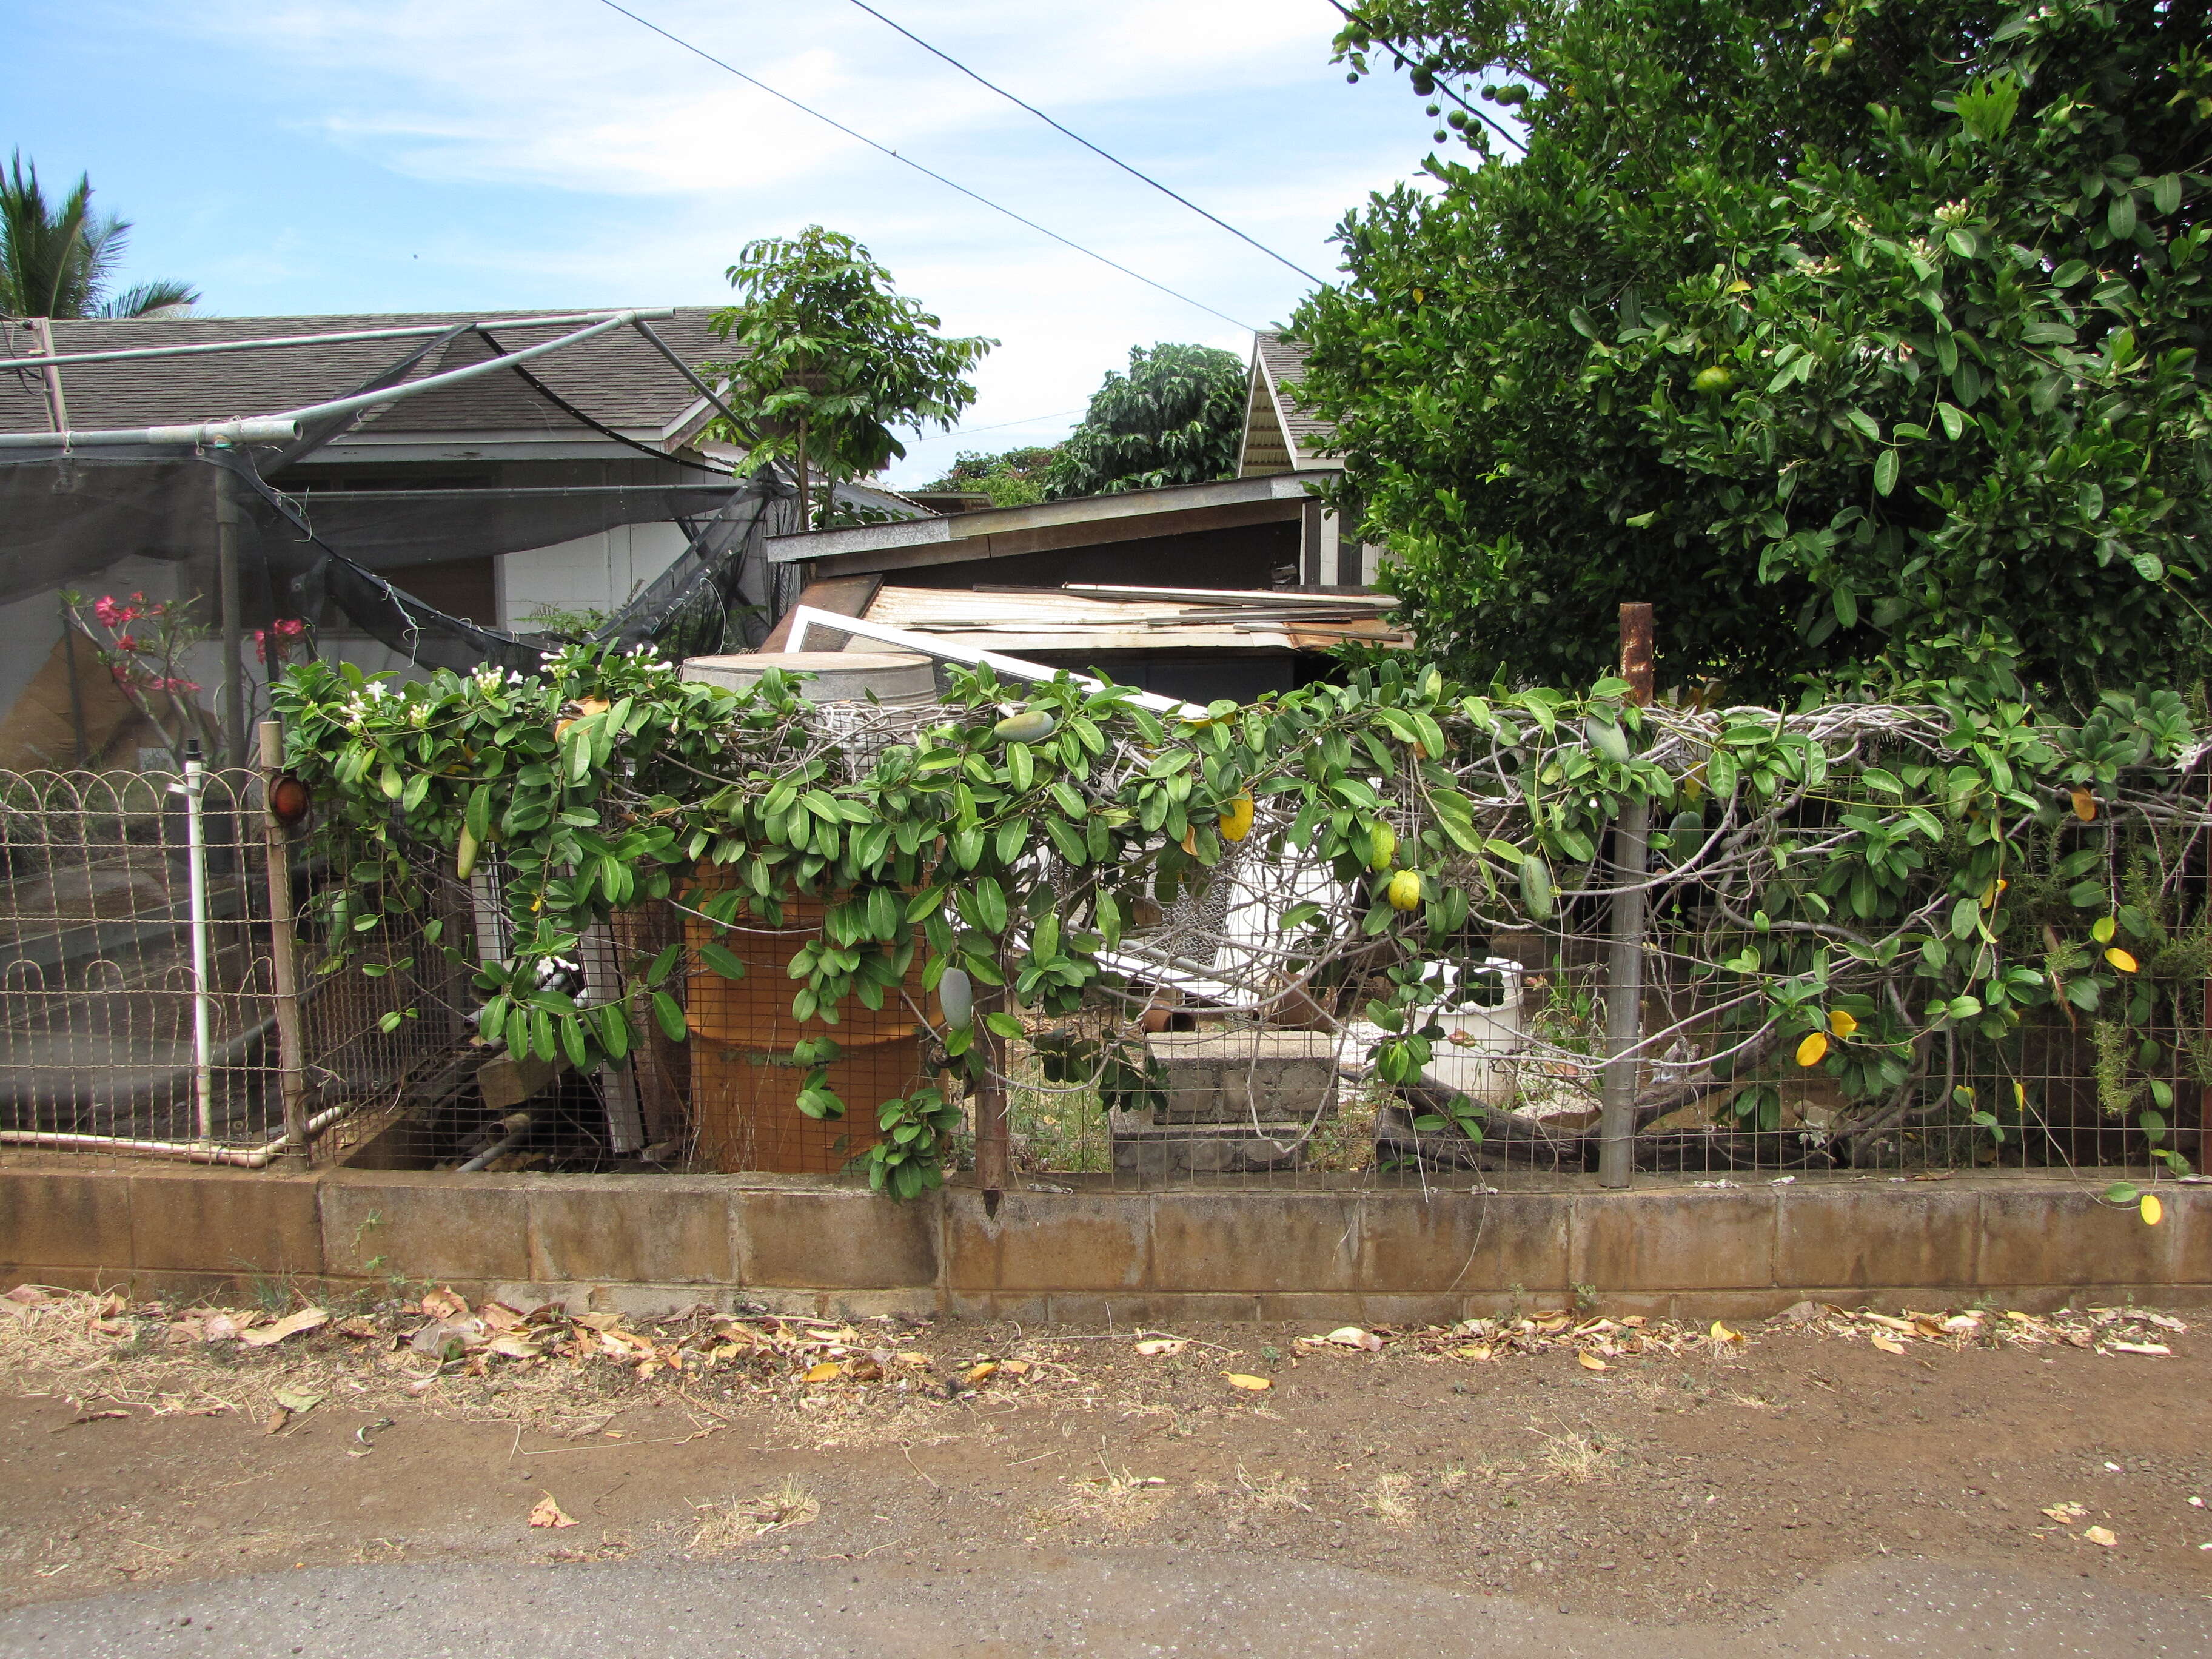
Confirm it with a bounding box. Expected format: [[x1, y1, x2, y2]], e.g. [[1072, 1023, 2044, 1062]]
[[273, 645, 2209, 1199]]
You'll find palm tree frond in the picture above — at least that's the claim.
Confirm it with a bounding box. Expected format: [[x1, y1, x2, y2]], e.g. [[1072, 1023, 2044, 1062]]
[[95, 280, 199, 320]]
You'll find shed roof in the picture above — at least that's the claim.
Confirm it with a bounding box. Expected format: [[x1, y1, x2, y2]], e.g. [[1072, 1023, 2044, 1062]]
[[857, 582, 1404, 657], [0, 309, 728, 441]]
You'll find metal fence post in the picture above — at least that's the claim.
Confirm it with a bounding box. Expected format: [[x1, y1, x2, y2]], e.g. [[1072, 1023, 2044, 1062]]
[[258, 720, 310, 1154], [1598, 603, 1654, 1188]]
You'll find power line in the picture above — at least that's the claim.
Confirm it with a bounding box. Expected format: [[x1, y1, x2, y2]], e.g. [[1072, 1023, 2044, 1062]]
[[1323, 0, 1528, 155], [846, 0, 1328, 288], [592, 0, 1261, 332], [907, 408, 1085, 444]]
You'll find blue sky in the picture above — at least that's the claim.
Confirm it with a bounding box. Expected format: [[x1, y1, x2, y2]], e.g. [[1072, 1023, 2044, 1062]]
[[7, 1, 1443, 485]]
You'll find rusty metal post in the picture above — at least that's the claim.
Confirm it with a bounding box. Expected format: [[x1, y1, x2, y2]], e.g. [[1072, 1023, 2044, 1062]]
[[973, 979, 1010, 1207], [258, 720, 310, 1154], [1598, 604, 1654, 1188]]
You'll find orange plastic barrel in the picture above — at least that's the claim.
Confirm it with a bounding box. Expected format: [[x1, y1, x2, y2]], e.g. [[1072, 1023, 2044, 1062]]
[[684, 882, 936, 1173]]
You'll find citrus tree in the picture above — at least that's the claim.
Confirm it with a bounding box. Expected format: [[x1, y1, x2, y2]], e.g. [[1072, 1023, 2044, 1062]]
[[1295, 0, 2211, 706]]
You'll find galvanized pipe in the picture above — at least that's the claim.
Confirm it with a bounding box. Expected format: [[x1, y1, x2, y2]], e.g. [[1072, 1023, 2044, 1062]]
[[0, 309, 677, 371], [1597, 603, 1655, 1188]]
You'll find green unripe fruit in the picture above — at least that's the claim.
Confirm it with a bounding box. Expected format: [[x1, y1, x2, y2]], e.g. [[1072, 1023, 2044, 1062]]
[[1367, 820, 1398, 871], [1693, 365, 1734, 395], [1584, 714, 1631, 763], [991, 708, 1057, 745]]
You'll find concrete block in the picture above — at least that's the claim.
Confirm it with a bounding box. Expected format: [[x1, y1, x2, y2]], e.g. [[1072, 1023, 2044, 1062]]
[[1774, 1185, 1981, 1290], [130, 1168, 323, 1279], [528, 1179, 732, 1284], [739, 1184, 940, 1290], [320, 1173, 532, 1284], [1358, 1190, 1572, 1295], [1977, 1184, 2174, 1288], [0, 1168, 133, 1273], [1570, 1185, 1777, 1293], [1150, 1191, 1361, 1295], [1144, 1030, 1342, 1124], [943, 1189, 1147, 1293], [1107, 1110, 1310, 1178]]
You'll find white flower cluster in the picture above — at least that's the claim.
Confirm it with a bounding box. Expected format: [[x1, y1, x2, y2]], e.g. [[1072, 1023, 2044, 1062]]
[[1934, 198, 1972, 227]]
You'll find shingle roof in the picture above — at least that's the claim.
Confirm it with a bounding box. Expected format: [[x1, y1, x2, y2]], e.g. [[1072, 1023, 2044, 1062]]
[[1253, 332, 1337, 468], [0, 307, 730, 439]]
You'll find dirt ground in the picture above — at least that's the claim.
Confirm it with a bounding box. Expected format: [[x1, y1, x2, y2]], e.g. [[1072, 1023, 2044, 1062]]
[[3, 1285, 2211, 1641]]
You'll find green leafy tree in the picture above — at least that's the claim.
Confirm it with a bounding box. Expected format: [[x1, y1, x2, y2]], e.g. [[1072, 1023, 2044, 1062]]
[[918, 444, 1062, 508], [0, 151, 198, 318], [702, 226, 994, 528], [1044, 343, 1247, 499], [1294, 1, 2211, 706]]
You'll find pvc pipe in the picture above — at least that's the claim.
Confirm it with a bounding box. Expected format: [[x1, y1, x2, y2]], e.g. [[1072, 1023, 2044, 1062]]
[[172, 756, 215, 1139], [2, 309, 679, 371], [0, 1103, 349, 1168], [266, 313, 648, 431], [781, 605, 1205, 717]]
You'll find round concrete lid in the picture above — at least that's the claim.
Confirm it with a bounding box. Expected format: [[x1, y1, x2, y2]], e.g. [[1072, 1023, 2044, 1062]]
[[681, 650, 938, 700]]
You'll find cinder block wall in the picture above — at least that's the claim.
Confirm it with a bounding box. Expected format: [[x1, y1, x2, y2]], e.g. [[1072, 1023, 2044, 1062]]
[[1, 1164, 2200, 1322]]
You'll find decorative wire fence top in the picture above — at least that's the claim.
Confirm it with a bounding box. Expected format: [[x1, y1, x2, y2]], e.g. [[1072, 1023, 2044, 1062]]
[[0, 766, 471, 1168], [260, 646, 2208, 1191]]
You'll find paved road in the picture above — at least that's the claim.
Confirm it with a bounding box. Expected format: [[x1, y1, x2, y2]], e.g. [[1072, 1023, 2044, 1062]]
[[2, 1549, 2205, 1657]]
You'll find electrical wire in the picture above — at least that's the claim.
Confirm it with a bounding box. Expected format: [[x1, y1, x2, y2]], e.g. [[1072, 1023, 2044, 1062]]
[[905, 407, 1085, 444], [1323, 0, 1528, 155], [592, 0, 1262, 332], [846, 0, 1327, 288]]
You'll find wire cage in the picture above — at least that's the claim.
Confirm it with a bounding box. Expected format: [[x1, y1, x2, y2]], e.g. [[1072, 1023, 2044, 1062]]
[[0, 766, 472, 1170]]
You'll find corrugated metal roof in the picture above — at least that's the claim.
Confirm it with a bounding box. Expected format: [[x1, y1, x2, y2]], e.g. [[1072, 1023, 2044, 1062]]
[[0, 308, 729, 439], [859, 583, 1404, 657]]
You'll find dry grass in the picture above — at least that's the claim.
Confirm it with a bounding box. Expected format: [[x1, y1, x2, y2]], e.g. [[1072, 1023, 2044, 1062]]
[[1235, 1464, 1311, 1512], [1368, 1472, 1417, 1526], [1035, 1456, 1168, 1534], [1530, 1425, 1614, 1484], [686, 1477, 820, 1553]]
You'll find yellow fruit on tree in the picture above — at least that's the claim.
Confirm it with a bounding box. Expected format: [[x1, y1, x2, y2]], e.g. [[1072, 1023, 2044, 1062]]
[[1693, 365, 1734, 394], [1828, 1009, 1857, 1039], [1795, 1031, 1829, 1067], [2141, 1193, 2164, 1227], [1221, 793, 1255, 842], [1386, 869, 1423, 911]]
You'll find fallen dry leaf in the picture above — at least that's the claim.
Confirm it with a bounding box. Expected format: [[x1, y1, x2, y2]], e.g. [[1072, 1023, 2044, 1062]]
[[1455, 1344, 1493, 1361], [1134, 1338, 1186, 1358], [1322, 1326, 1384, 1352], [800, 1362, 843, 1384], [1224, 1373, 1272, 1392], [2106, 1341, 2171, 1357], [962, 1362, 998, 1386], [272, 1387, 324, 1415], [1709, 1320, 1742, 1344], [528, 1493, 578, 1530], [2084, 1526, 2118, 1548], [1869, 1334, 1908, 1355], [420, 1287, 468, 1321], [238, 1307, 329, 1348], [2041, 1503, 2087, 1524], [1577, 1351, 1609, 1372], [999, 1359, 1031, 1378]]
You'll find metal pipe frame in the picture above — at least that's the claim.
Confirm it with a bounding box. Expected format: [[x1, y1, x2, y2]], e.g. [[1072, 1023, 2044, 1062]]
[[0, 310, 674, 452], [1, 309, 677, 372]]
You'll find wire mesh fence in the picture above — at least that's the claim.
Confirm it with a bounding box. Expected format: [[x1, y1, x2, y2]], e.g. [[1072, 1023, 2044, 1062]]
[[0, 767, 472, 1170]]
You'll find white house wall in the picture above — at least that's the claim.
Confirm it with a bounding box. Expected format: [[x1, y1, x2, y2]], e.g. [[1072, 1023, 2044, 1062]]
[[495, 520, 689, 631]]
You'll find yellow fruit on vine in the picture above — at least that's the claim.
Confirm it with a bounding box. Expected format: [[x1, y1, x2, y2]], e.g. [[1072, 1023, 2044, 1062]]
[[1386, 869, 1423, 911], [1368, 821, 1398, 871], [1796, 1031, 1829, 1067], [1828, 1009, 1857, 1039], [1693, 365, 1734, 395], [1221, 793, 1255, 842], [2106, 947, 2139, 973]]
